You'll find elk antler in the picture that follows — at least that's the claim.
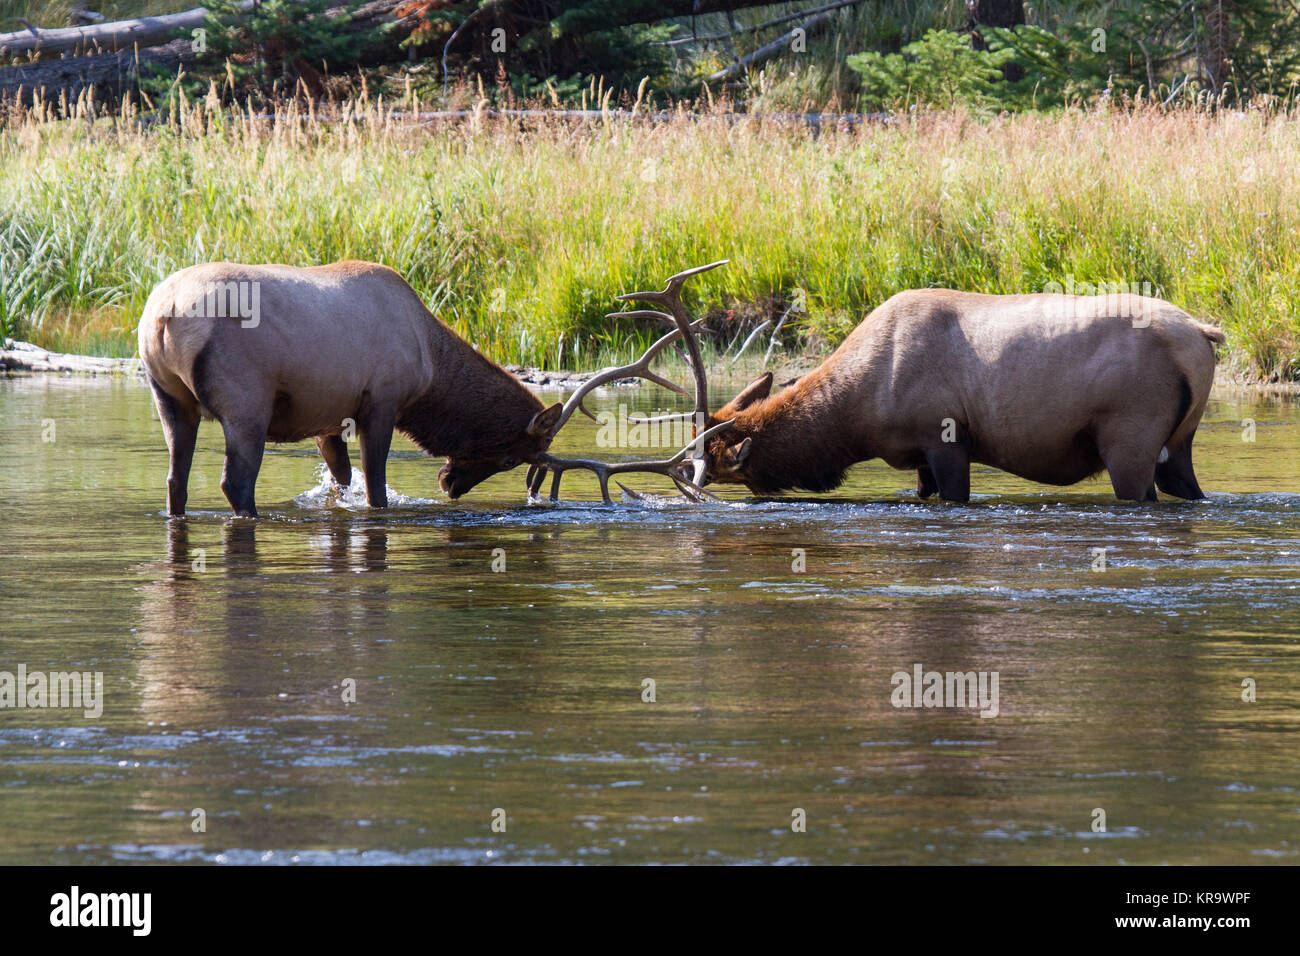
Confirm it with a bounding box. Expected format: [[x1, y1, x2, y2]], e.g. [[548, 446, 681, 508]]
[[610, 259, 726, 428], [528, 419, 736, 504], [529, 260, 732, 502], [542, 320, 706, 435]]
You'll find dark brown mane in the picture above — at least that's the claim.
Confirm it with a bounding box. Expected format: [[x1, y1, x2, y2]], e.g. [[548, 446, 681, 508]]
[[730, 374, 866, 494], [395, 323, 543, 459]]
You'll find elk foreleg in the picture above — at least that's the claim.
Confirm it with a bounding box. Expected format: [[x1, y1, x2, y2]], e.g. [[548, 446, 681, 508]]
[[316, 434, 353, 488], [358, 406, 395, 508], [923, 444, 971, 503]]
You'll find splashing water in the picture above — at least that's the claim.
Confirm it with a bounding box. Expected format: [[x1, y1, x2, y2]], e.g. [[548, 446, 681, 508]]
[[292, 463, 434, 510]]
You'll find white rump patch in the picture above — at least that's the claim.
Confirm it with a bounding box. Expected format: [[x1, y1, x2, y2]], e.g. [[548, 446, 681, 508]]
[[1158, 446, 1170, 464]]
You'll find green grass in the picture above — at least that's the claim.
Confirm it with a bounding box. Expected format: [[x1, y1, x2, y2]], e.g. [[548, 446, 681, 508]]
[[0, 1, 195, 32], [666, 0, 965, 111], [2, 96, 1299, 380]]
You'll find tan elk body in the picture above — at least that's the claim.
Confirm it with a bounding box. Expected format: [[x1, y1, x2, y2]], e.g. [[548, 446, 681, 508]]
[[137, 261, 564, 516], [703, 290, 1226, 502], [139, 260, 1227, 513]]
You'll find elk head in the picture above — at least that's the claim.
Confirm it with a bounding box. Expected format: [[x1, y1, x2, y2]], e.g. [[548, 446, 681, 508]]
[[696, 371, 774, 487], [438, 402, 563, 499], [525, 260, 738, 503]]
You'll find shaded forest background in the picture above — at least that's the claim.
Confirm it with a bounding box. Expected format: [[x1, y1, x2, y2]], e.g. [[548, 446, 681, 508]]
[[3, 1, 1300, 111]]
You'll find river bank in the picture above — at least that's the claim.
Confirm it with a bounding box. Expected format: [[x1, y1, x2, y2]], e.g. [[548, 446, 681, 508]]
[[0, 338, 822, 391], [0, 338, 606, 388], [4, 104, 1300, 382], [5, 339, 1294, 400]]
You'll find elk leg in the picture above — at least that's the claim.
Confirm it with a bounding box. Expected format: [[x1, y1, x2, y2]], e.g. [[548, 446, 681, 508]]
[[1096, 431, 1159, 503], [316, 434, 352, 487], [916, 465, 938, 499], [1107, 469, 1158, 502], [358, 408, 395, 508], [924, 445, 970, 503], [218, 418, 267, 517], [148, 375, 201, 517], [1154, 436, 1205, 500]]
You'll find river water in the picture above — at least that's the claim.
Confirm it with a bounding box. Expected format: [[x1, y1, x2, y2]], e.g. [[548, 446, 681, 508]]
[[1, 375, 1297, 864]]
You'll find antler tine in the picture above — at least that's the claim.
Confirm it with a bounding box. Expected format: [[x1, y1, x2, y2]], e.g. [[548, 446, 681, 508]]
[[615, 259, 732, 296], [615, 259, 729, 426], [605, 308, 674, 324], [617, 477, 720, 504], [525, 463, 547, 497], [605, 317, 714, 381], [547, 321, 705, 436], [528, 261, 731, 505], [606, 310, 719, 346], [534, 419, 734, 504]]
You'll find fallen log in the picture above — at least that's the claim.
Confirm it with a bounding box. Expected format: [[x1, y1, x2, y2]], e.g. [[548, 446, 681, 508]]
[[0, 339, 144, 376], [1, 1, 414, 60], [0, 1, 417, 106], [0, 3, 256, 59], [0, 39, 196, 106], [654, 0, 866, 47], [707, 9, 842, 84]]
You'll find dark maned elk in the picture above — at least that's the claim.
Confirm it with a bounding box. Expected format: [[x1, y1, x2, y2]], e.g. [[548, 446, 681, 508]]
[[700, 289, 1225, 502], [137, 260, 574, 517]]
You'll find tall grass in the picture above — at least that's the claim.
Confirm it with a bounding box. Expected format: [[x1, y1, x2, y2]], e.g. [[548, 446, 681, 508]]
[[1, 94, 1299, 379]]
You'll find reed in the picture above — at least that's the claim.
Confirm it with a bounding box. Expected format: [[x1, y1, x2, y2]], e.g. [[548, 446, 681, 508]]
[[2, 93, 1297, 380]]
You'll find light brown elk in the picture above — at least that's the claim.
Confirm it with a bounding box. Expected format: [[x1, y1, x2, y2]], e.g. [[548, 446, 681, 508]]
[[543, 267, 1226, 504], [137, 260, 580, 517]]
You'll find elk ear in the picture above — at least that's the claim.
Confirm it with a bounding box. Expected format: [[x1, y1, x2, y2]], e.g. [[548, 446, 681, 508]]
[[527, 402, 563, 438], [721, 437, 752, 472], [731, 372, 773, 411]]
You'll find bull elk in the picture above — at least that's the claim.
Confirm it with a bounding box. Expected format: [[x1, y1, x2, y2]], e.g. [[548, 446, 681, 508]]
[[138, 260, 578, 517], [544, 265, 1226, 504]]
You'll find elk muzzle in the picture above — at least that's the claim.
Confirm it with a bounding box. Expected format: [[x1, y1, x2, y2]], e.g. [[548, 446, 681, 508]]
[[439, 460, 502, 499]]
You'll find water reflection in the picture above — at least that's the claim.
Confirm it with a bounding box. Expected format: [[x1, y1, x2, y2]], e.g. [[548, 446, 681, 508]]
[[0, 375, 1297, 864]]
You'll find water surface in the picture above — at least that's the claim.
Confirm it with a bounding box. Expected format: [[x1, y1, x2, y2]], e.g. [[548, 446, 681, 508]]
[[1, 376, 1298, 864]]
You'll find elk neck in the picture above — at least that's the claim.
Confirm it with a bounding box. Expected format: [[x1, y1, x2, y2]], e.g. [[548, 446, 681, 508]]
[[395, 320, 543, 458], [727, 363, 871, 494]]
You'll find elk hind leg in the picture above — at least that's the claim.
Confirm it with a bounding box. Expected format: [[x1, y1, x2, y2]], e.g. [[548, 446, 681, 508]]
[[1096, 424, 1159, 502], [1154, 435, 1205, 500], [218, 418, 268, 517], [148, 375, 201, 517]]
